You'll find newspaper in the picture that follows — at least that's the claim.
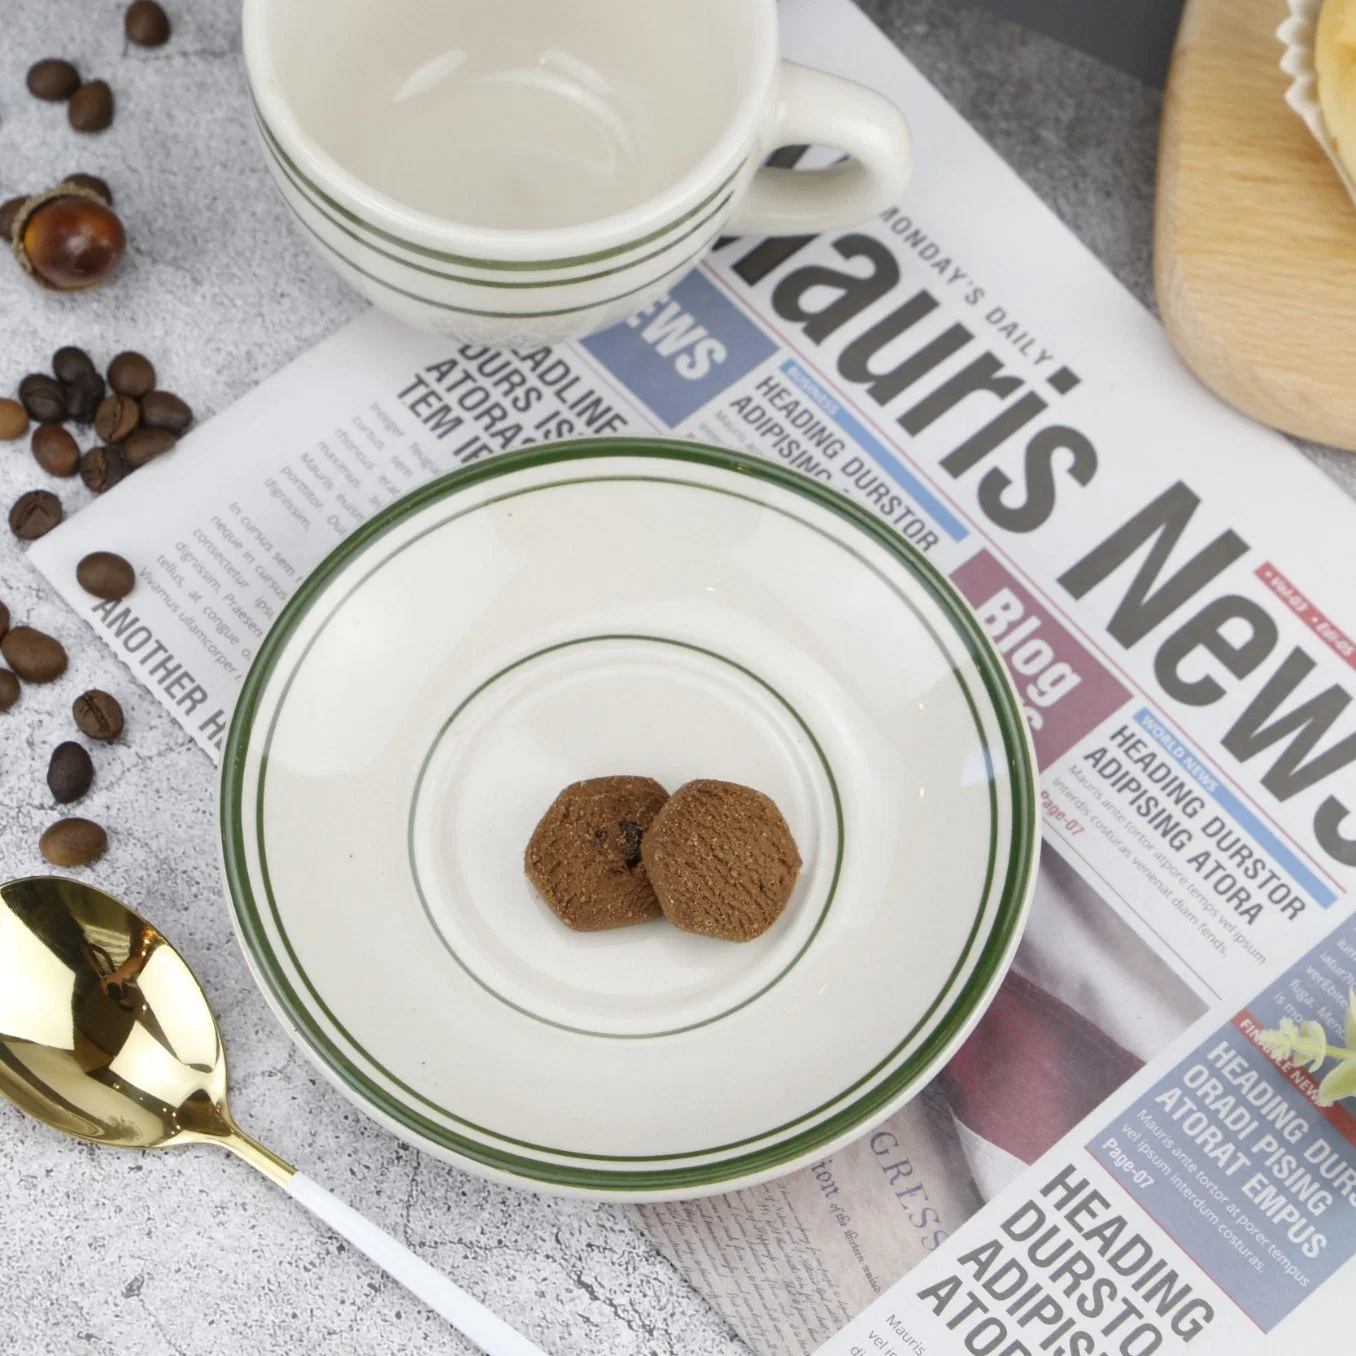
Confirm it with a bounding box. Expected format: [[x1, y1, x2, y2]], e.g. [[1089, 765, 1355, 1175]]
[[27, 0, 1356, 1350]]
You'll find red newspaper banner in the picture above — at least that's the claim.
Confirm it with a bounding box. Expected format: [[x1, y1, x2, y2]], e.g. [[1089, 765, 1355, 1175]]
[[951, 550, 1132, 766], [1257, 563, 1356, 673]]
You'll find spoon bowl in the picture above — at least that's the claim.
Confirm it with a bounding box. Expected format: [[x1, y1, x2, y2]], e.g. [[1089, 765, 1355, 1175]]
[[0, 875, 288, 1178]]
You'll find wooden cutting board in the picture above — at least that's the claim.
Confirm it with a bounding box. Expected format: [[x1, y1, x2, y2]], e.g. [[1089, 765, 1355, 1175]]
[[1156, 0, 1356, 452]]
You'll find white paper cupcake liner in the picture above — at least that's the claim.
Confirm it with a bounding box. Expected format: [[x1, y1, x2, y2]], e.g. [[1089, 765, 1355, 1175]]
[[1277, 0, 1356, 204]]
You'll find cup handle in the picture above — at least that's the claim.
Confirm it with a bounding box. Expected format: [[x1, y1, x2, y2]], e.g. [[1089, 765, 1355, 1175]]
[[726, 62, 913, 237]]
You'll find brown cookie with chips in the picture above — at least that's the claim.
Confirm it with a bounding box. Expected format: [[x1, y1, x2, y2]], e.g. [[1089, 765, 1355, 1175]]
[[525, 776, 669, 930], [642, 779, 801, 941]]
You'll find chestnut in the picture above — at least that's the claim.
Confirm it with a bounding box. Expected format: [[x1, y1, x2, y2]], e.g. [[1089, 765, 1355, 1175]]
[[12, 183, 126, 292]]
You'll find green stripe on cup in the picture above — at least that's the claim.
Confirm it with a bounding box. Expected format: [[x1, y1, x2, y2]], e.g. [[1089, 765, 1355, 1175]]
[[256, 116, 737, 292], [248, 89, 746, 273], [221, 441, 1039, 1193], [281, 204, 723, 321]]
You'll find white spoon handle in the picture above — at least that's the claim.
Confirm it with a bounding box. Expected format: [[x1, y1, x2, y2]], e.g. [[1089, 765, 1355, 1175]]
[[287, 1172, 549, 1356]]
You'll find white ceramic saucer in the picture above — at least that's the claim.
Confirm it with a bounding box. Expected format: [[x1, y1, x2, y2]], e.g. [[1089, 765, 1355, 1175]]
[[221, 440, 1038, 1199]]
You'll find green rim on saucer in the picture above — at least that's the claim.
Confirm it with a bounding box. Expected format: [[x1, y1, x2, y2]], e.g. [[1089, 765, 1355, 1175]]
[[221, 439, 1039, 1197]]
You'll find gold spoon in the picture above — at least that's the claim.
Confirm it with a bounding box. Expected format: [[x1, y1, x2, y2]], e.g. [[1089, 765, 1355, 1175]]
[[0, 875, 548, 1356]]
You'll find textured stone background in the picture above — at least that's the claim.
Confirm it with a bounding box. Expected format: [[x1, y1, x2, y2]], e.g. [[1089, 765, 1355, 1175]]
[[1, 2, 1352, 1354]]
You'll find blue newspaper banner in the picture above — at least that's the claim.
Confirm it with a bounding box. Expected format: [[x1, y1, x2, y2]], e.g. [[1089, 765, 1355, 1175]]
[[582, 272, 777, 427], [1088, 911, 1356, 1329]]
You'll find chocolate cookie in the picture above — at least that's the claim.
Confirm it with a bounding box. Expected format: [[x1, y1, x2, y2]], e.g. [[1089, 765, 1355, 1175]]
[[525, 776, 669, 930], [642, 780, 801, 941]]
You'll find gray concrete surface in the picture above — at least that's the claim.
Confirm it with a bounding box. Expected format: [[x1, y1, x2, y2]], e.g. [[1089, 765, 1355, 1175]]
[[0, 3, 1352, 1354], [962, 0, 1185, 85]]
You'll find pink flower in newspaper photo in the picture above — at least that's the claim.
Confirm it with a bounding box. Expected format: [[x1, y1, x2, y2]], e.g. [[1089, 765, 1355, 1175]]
[[1258, 992, 1356, 1107]]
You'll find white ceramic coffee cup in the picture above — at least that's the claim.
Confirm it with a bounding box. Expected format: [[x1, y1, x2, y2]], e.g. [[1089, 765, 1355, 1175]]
[[242, 0, 913, 344]]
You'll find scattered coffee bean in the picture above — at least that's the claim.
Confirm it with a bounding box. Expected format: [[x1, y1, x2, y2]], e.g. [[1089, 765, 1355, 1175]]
[[64, 173, 112, 205], [40, 818, 107, 867], [69, 81, 115, 133], [126, 0, 171, 47], [27, 59, 81, 102], [32, 424, 80, 477], [107, 351, 156, 398], [18, 374, 67, 423], [1, 626, 68, 683], [9, 490, 64, 541], [0, 398, 30, 440], [0, 601, 8, 638], [80, 445, 127, 494], [73, 689, 124, 740], [76, 551, 135, 600], [94, 393, 140, 442], [141, 390, 193, 433], [0, 669, 19, 711], [0, 197, 26, 241], [123, 425, 175, 468], [64, 370, 105, 422], [53, 345, 98, 385], [48, 741, 94, 804]]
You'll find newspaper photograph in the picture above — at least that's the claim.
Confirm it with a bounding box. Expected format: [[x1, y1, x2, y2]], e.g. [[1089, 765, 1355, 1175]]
[[25, 0, 1356, 1350]]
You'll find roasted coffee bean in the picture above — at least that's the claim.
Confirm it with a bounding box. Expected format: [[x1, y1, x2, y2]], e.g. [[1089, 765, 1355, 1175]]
[[76, 550, 135, 600], [141, 390, 193, 433], [126, 0, 171, 46], [9, 490, 64, 541], [64, 173, 112, 205], [53, 345, 98, 384], [32, 424, 80, 477], [19, 373, 67, 423], [0, 197, 26, 241], [0, 601, 8, 639], [123, 425, 175, 468], [73, 689, 124, 740], [27, 59, 81, 101], [64, 369, 105, 422], [107, 351, 156, 398], [80, 445, 127, 494], [1, 626, 67, 682], [0, 398, 29, 440], [69, 81, 115, 133], [48, 741, 94, 803], [40, 818, 107, 867], [94, 394, 140, 443]]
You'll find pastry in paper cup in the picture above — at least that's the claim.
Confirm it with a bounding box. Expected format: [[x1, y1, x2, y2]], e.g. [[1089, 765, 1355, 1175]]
[[1278, 0, 1356, 205]]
